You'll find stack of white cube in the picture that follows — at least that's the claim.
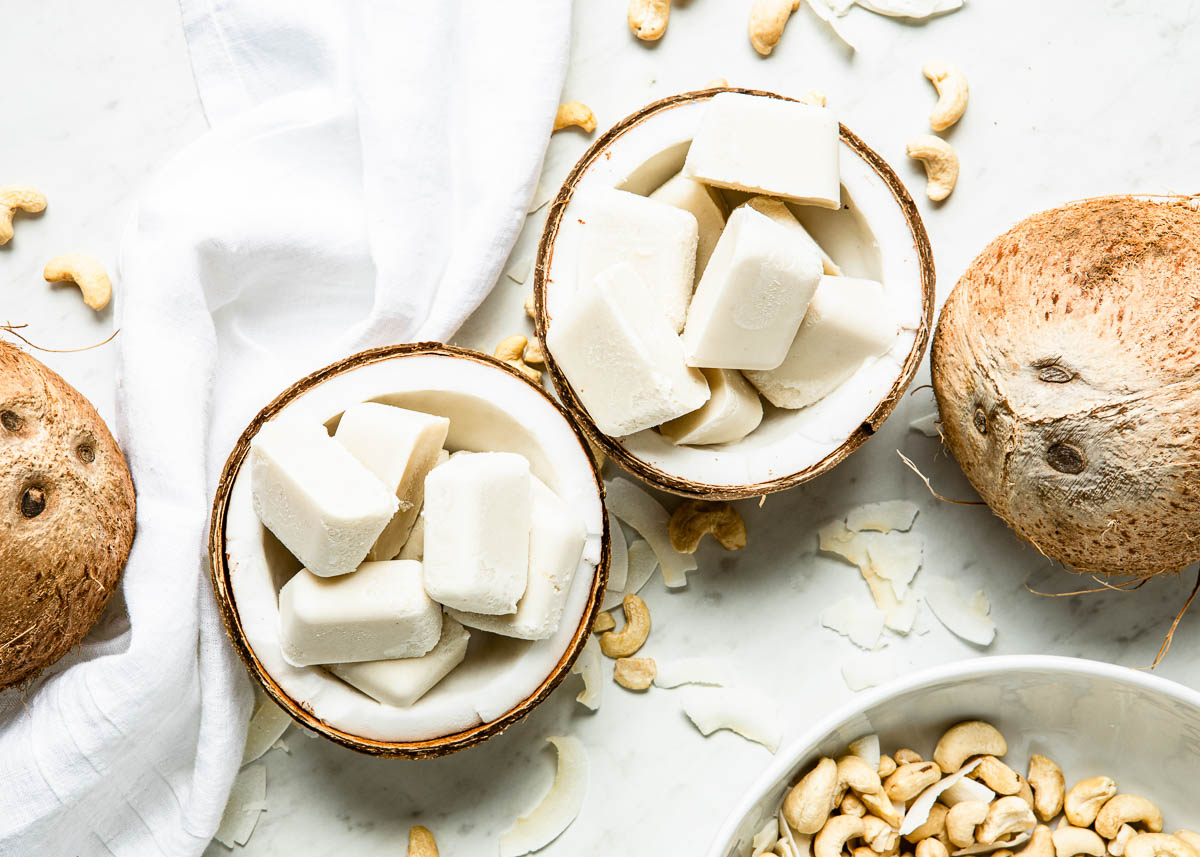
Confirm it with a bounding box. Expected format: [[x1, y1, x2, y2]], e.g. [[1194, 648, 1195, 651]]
[[547, 92, 898, 448], [249, 401, 587, 710]]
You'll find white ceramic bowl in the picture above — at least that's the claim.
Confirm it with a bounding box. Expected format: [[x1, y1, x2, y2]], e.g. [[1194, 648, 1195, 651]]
[[708, 656, 1200, 857]]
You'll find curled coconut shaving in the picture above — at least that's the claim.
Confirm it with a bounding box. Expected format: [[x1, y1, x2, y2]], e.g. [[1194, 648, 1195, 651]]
[[608, 511, 629, 592], [821, 596, 886, 650], [571, 635, 603, 710], [847, 733, 881, 769], [681, 687, 782, 752], [841, 651, 899, 691], [499, 736, 589, 857], [214, 764, 268, 848], [751, 816, 780, 857], [605, 478, 696, 587], [653, 656, 731, 688], [924, 576, 995, 646], [846, 500, 920, 533], [241, 691, 293, 765], [602, 537, 658, 611]]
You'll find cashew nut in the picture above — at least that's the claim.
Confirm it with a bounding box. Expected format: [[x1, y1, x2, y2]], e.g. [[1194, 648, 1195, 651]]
[[877, 755, 898, 778], [784, 758, 839, 834], [905, 802, 949, 845], [923, 60, 969, 131], [895, 748, 924, 765], [494, 335, 542, 383], [973, 756, 1022, 796], [705, 76, 729, 89], [553, 101, 597, 134], [800, 91, 827, 108], [524, 337, 546, 365], [933, 721, 1007, 774], [599, 594, 651, 658], [748, 0, 801, 56], [884, 761, 941, 802], [1174, 834, 1200, 854], [1015, 774, 1035, 811], [1028, 755, 1065, 823], [0, 185, 46, 245], [836, 755, 883, 797], [918, 839, 950, 857], [593, 612, 616, 633], [628, 0, 670, 41], [408, 826, 438, 857], [978, 796, 1037, 845], [1124, 835, 1199, 857], [43, 253, 112, 312], [862, 815, 900, 854], [1064, 777, 1118, 828], [1025, 826, 1055, 857], [906, 135, 959, 203], [1053, 827, 1108, 857], [613, 656, 656, 690], [1112, 825, 1140, 857], [1095, 796, 1164, 840], [859, 790, 902, 829], [840, 792, 866, 817], [815, 815, 866, 857], [668, 500, 747, 553], [854, 847, 877, 857], [524, 292, 537, 320], [947, 801, 990, 848]]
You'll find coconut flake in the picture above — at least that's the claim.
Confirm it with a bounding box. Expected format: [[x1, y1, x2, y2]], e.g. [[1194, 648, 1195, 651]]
[[820, 597, 885, 650], [681, 687, 782, 752], [605, 478, 696, 588], [751, 817, 780, 857], [846, 501, 920, 533], [528, 181, 553, 214], [818, 519, 869, 567], [910, 412, 940, 437], [623, 539, 658, 595], [776, 813, 813, 857], [854, 0, 962, 18], [607, 511, 629, 592], [940, 775, 995, 806], [865, 531, 924, 600], [214, 764, 268, 848], [505, 252, 535, 285], [653, 657, 731, 688], [500, 736, 589, 857], [571, 635, 603, 711], [847, 733, 881, 770], [241, 692, 293, 765], [841, 651, 898, 692], [804, 0, 858, 47], [899, 758, 983, 835], [953, 833, 1033, 856], [924, 576, 996, 646], [884, 591, 920, 635]]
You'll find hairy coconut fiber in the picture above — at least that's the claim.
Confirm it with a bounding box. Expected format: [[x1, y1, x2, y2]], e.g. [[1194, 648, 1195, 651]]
[[0, 341, 135, 688], [933, 196, 1200, 577]]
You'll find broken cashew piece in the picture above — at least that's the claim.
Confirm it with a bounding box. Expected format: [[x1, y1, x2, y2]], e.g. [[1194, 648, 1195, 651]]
[[1027, 755, 1065, 822], [1025, 825, 1055, 857], [947, 800, 990, 848], [524, 292, 537, 320], [783, 758, 838, 835], [669, 500, 747, 553], [859, 789, 902, 829], [933, 721, 1006, 773], [923, 60, 969, 131], [1126, 836, 1200, 857], [44, 253, 112, 312], [599, 593, 651, 658], [748, 0, 801, 56], [906, 135, 959, 203], [553, 101, 597, 134], [1175, 833, 1200, 854], [1053, 826, 1107, 857], [705, 76, 729, 89], [592, 612, 616, 634], [613, 656, 656, 690], [884, 760, 940, 802], [894, 748, 924, 765], [862, 815, 899, 853], [408, 826, 439, 857], [1112, 825, 1140, 857], [917, 840, 950, 857], [1063, 776, 1118, 827], [973, 756, 1022, 796], [978, 796, 1037, 845], [815, 815, 866, 857], [839, 792, 866, 817], [0, 185, 46, 245], [524, 337, 546, 365], [799, 91, 827, 107], [905, 802, 949, 844], [628, 0, 670, 41], [1095, 795, 1163, 840], [494, 335, 542, 383]]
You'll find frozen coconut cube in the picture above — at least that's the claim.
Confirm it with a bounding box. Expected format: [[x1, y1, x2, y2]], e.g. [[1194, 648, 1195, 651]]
[[422, 452, 532, 614], [329, 615, 470, 708], [546, 262, 710, 437], [660, 368, 763, 446], [250, 419, 398, 578], [681, 205, 823, 370], [278, 560, 442, 667], [741, 196, 841, 276], [574, 186, 699, 331], [334, 402, 450, 561], [447, 477, 587, 640], [744, 276, 897, 409], [649, 172, 728, 281], [684, 93, 841, 209]]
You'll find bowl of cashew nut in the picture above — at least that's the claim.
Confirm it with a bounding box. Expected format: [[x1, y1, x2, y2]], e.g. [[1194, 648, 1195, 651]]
[[708, 656, 1200, 857]]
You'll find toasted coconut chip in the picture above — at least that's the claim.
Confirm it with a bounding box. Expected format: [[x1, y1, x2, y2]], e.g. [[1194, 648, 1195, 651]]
[[953, 833, 1033, 856], [940, 774, 994, 805], [606, 478, 696, 588], [608, 511, 629, 592], [653, 656, 731, 688], [846, 501, 920, 533], [885, 591, 920, 634], [499, 736, 589, 857], [865, 531, 924, 600], [910, 412, 940, 437], [899, 758, 983, 835], [751, 817, 780, 857], [847, 733, 881, 769], [924, 576, 996, 646], [214, 764, 268, 848], [241, 690, 293, 766], [820, 596, 885, 650], [570, 636, 603, 711], [681, 687, 782, 752], [841, 651, 899, 692]]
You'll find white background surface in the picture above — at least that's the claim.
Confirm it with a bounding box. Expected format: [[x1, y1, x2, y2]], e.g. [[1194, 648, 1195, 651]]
[[4, 1, 1200, 855]]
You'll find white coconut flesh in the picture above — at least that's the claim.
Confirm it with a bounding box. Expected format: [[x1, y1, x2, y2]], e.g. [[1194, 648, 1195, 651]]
[[224, 353, 605, 743], [542, 94, 924, 488]]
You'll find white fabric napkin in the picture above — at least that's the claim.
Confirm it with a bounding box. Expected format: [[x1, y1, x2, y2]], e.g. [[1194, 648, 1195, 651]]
[[0, 2, 571, 855]]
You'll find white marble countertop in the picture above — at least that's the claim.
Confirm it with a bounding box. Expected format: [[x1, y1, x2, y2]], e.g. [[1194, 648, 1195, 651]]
[[5, 1, 1200, 855]]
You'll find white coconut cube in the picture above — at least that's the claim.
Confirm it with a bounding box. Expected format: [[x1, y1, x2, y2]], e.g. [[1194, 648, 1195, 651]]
[[334, 402, 450, 562], [741, 196, 841, 276], [744, 276, 897, 409], [546, 262, 710, 437], [448, 477, 586, 640], [329, 614, 470, 708], [422, 452, 532, 615], [278, 560, 442, 667], [681, 205, 823, 370], [660, 368, 763, 446], [684, 93, 841, 209], [250, 419, 398, 578], [649, 171, 728, 281], [573, 186, 699, 331]]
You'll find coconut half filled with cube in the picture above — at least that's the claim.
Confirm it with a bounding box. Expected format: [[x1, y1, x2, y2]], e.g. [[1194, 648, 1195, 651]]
[[535, 89, 935, 499], [210, 344, 607, 758]]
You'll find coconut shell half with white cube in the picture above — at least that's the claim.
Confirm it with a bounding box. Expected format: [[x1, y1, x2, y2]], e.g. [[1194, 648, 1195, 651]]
[[533, 89, 935, 499]]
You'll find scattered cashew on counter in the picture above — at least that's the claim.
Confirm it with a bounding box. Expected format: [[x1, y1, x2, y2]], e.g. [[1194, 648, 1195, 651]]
[[553, 101, 597, 134], [0, 185, 47, 245], [668, 500, 747, 553], [907, 134, 960, 202], [43, 253, 113, 311], [592, 612, 616, 634], [748, 0, 801, 56], [628, 0, 670, 41], [599, 593, 651, 658], [407, 826, 438, 857], [613, 656, 656, 690], [923, 60, 969, 131], [494, 334, 541, 383], [799, 90, 827, 107]]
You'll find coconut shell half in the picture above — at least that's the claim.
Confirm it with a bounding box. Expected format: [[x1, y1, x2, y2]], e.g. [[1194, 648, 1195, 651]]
[[0, 342, 135, 688]]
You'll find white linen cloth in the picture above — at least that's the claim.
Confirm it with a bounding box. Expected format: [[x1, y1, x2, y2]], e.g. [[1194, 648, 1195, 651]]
[[0, 2, 571, 854]]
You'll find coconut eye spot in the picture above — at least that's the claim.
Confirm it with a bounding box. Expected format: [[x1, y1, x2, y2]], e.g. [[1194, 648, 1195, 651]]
[[76, 443, 95, 464], [20, 486, 46, 519], [1036, 365, 1073, 384], [1, 410, 23, 433], [972, 407, 987, 435], [1046, 442, 1085, 474]]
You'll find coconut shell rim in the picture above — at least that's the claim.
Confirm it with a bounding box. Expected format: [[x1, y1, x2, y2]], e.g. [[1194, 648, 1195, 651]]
[[533, 87, 937, 501], [207, 342, 610, 760]]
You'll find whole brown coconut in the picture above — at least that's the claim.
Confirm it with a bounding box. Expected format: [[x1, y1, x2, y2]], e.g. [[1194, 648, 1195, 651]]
[[932, 197, 1200, 577], [0, 341, 135, 688]]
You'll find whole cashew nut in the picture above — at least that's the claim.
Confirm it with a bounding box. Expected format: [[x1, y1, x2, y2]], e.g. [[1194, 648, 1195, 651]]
[[553, 101, 597, 134], [815, 815, 866, 857], [628, 0, 670, 41], [933, 722, 1007, 774], [877, 756, 898, 778], [748, 0, 801, 56], [904, 802, 949, 845], [923, 60, 969, 131], [906, 136, 959, 203], [408, 826, 439, 857], [43, 253, 112, 312], [1025, 826, 1055, 857], [783, 758, 839, 834], [1027, 755, 1066, 822], [884, 761, 941, 802], [973, 756, 1022, 796], [836, 755, 883, 797], [669, 500, 747, 553], [599, 594, 651, 658], [859, 790, 903, 829], [840, 792, 866, 817], [1125, 835, 1200, 857], [917, 839, 950, 857], [1095, 796, 1164, 839], [895, 749, 924, 765], [494, 335, 542, 383], [1052, 826, 1107, 857], [947, 801, 990, 848], [1112, 825, 1140, 857], [613, 656, 656, 690], [978, 796, 1037, 845], [0, 185, 46, 245], [1175, 834, 1200, 854], [862, 816, 899, 854], [1064, 777, 1118, 827]]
